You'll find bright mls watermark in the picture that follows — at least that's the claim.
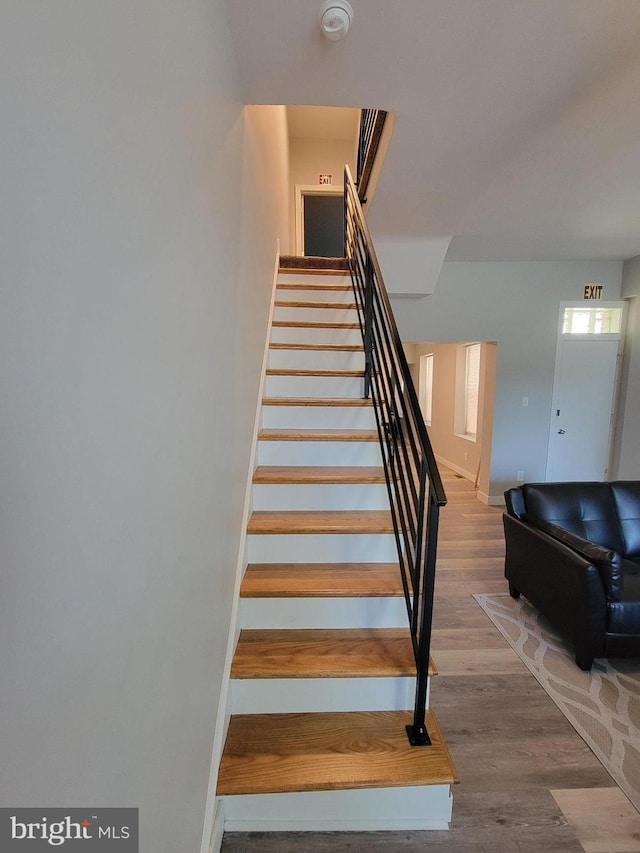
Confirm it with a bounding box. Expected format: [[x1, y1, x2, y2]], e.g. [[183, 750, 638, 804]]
[[0, 809, 138, 851]]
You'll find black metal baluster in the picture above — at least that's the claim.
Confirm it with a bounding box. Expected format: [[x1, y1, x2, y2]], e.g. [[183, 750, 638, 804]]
[[344, 164, 445, 746]]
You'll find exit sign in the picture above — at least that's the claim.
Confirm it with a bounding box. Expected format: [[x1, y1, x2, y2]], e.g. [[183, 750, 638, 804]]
[[318, 174, 333, 185], [583, 284, 603, 300]]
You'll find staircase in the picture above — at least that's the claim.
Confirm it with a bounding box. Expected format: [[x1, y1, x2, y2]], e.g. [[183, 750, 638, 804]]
[[216, 259, 457, 833]]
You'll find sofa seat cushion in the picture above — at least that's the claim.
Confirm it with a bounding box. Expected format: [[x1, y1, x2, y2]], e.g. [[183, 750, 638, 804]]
[[623, 559, 640, 597], [521, 482, 625, 554], [606, 560, 640, 633], [608, 600, 640, 633]]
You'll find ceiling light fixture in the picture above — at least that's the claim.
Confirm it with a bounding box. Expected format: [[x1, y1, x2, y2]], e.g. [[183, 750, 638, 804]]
[[318, 0, 353, 41]]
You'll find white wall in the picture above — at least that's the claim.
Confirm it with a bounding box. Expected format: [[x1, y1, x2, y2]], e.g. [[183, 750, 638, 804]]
[[391, 261, 623, 500], [289, 137, 355, 252], [0, 5, 288, 853], [408, 341, 496, 497], [289, 137, 355, 189], [375, 237, 452, 296]]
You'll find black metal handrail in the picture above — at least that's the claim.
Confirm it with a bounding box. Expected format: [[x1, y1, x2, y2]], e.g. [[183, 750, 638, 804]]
[[356, 109, 387, 203], [344, 165, 446, 746]]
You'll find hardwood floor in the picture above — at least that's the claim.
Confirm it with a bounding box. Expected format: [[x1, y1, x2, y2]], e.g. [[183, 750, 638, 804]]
[[222, 468, 640, 852]]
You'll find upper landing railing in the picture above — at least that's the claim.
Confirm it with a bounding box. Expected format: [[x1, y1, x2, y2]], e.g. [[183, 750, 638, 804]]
[[356, 109, 387, 204], [344, 163, 447, 746]]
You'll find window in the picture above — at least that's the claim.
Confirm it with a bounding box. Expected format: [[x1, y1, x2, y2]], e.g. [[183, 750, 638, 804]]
[[420, 353, 434, 425], [455, 343, 481, 440], [464, 343, 481, 438], [562, 306, 623, 335]]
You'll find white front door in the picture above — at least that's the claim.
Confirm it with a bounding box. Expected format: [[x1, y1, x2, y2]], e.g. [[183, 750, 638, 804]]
[[546, 336, 620, 481]]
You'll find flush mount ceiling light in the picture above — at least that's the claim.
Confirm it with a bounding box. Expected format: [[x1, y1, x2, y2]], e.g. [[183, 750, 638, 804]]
[[318, 0, 353, 41]]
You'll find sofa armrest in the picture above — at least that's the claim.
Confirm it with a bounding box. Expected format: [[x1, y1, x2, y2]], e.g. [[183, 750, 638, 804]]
[[503, 513, 608, 665], [523, 515, 623, 601]]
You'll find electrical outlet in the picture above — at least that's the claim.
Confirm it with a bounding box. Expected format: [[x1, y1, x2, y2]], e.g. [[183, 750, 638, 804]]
[[522, 397, 529, 407], [516, 470, 525, 482]]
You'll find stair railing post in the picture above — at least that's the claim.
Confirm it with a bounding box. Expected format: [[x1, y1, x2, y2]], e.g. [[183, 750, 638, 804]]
[[407, 472, 439, 746], [343, 170, 348, 261], [364, 253, 373, 399]]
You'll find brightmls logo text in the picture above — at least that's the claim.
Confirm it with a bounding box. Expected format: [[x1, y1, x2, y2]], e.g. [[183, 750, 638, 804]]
[[1, 809, 138, 851], [11, 815, 92, 845]]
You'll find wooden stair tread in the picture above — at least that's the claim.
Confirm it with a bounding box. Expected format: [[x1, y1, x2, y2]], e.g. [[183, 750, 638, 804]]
[[272, 320, 360, 329], [258, 429, 378, 442], [269, 341, 364, 352], [253, 465, 385, 484], [216, 709, 457, 795], [262, 397, 372, 407], [231, 628, 430, 679], [277, 282, 352, 292], [279, 264, 349, 273], [241, 562, 403, 597], [278, 270, 349, 277], [275, 300, 357, 310], [247, 510, 394, 535], [270, 342, 363, 352], [266, 368, 364, 378]]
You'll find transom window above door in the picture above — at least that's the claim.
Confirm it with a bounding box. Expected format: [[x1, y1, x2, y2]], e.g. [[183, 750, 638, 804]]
[[562, 306, 623, 335]]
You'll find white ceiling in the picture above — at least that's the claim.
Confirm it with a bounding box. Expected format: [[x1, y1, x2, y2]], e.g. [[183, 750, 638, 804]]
[[225, 0, 640, 261]]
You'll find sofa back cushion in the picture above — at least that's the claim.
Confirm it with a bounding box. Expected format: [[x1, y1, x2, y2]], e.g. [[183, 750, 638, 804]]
[[610, 482, 640, 561], [521, 482, 625, 554], [504, 487, 526, 518]]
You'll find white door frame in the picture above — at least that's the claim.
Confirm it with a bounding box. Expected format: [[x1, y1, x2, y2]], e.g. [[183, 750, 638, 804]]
[[294, 184, 344, 257], [545, 300, 626, 481]]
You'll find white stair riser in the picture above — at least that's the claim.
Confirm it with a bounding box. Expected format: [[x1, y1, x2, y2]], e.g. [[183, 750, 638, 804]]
[[276, 288, 354, 304], [221, 786, 453, 831], [252, 482, 389, 512], [257, 440, 382, 466], [264, 374, 364, 399], [239, 596, 406, 629], [270, 325, 362, 346], [231, 676, 418, 714], [261, 405, 376, 430], [274, 306, 359, 325], [268, 348, 365, 371], [278, 273, 350, 286], [246, 532, 398, 564]]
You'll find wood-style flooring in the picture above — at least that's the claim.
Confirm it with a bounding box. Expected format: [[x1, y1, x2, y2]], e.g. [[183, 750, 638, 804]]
[[222, 469, 640, 852]]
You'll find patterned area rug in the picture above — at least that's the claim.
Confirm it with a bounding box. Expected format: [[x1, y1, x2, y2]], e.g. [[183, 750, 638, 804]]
[[474, 593, 640, 813]]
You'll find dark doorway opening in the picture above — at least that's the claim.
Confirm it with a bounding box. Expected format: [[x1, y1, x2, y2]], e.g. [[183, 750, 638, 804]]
[[303, 194, 344, 257]]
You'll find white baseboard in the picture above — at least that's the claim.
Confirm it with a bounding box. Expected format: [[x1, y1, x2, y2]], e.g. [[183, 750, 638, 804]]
[[434, 456, 504, 506], [477, 490, 505, 506], [199, 247, 281, 853], [435, 455, 475, 483], [208, 800, 224, 853]]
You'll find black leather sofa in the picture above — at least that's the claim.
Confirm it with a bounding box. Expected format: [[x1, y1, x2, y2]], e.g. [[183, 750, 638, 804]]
[[503, 481, 640, 669]]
